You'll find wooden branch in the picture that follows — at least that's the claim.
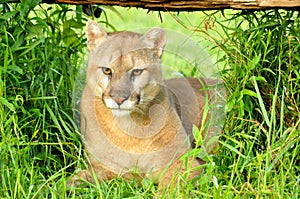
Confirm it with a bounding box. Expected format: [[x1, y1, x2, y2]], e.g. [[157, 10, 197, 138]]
[[43, 0, 300, 11]]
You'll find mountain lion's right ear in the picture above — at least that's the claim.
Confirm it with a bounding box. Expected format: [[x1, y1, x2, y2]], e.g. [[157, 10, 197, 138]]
[[141, 27, 166, 58], [86, 20, 107, 52]]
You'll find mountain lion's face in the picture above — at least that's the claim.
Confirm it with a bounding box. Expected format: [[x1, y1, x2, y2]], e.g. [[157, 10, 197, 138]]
[[86, 22, 166, 117]]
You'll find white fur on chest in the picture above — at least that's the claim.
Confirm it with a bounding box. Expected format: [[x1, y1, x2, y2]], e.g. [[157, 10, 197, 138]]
[[81, 87, 190, 175]]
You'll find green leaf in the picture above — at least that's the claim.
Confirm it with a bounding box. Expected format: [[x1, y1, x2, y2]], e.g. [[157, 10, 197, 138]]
[[0, 10, 18, 20], [62, 28, 80, 47], [241, 89, 257, 98], [249, 54, 261, 71], [251, 76, 271, 127], [20, 0, 41, 17], [0, 97, 15, 112], [63, 19, 85, 30], [7, 65, 23, 74], [226, 96, 235, 112], [219, 140, 246, 159]]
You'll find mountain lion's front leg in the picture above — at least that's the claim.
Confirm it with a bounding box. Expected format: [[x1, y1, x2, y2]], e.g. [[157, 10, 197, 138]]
[[67, 155, 117, 186]]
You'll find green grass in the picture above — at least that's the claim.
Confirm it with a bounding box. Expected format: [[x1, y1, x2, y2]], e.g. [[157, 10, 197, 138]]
[[1, 2, 299, 198]]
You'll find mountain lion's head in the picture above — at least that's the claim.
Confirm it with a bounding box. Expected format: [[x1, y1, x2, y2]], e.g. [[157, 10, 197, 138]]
[[86, 21, 167, 117]]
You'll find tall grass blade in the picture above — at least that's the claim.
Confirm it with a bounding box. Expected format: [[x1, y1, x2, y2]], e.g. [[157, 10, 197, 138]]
[[250, 76, 270, 127]]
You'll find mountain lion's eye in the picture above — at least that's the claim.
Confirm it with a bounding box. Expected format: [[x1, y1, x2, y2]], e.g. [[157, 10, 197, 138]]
[[132, 69, 144, 76], [101, 67, 112, 75]]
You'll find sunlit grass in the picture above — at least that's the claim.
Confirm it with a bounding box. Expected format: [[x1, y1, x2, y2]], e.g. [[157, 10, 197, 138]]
[[0, 2, 299, 198]]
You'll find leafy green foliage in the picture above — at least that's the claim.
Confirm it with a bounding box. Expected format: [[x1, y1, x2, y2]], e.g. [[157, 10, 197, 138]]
[[0, 3, 86, 197], [215, 10, 300, 198]]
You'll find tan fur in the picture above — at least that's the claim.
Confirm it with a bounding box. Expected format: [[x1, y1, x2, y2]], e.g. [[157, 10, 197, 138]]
[[69, 20, 221, 187]]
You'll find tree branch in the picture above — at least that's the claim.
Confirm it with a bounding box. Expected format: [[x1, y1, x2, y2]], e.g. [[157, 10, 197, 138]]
[[43, 0, 300, 11]]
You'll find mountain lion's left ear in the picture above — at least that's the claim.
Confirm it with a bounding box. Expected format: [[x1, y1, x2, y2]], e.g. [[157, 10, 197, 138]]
[[86, 20, 107, 52], [141, 28, 166, 57]]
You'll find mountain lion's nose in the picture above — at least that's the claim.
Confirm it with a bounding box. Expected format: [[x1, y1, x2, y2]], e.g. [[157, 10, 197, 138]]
[[112, 97, 127, 106]]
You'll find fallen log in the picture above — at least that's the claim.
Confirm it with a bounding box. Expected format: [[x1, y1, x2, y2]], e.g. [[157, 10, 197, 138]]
[[43, 0, 300, 11]]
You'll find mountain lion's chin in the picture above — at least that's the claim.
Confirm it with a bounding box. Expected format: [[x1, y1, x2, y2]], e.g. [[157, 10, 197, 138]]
[[111, 109, 132, 117]]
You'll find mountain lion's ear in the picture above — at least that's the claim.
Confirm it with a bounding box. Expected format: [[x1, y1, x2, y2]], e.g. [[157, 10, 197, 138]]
[[86, 20, 107, 52], [141, 28, 166, 57]]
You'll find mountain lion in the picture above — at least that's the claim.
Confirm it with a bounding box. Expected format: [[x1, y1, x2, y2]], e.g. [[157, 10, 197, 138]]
[[70, 20, 222, 187]]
